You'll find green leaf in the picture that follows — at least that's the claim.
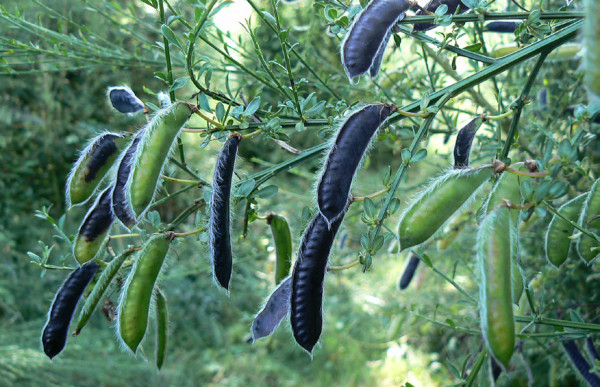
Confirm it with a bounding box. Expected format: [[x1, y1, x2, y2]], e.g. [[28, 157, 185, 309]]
[[161, 25, 183, 52], [411, 149, 427, 163], [236, 179, 256, 198], [255, 185, 279, 199], [363, 198, 376, 218], [243, 97, 260, 117], [170, 77, 189, 91]]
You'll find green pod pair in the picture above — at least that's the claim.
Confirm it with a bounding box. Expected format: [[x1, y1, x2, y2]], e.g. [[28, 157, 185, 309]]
[[577, 178, 600, 263], [267, 214, 292, 285], [118, 234, 170, 353], [545, 193, 588, 267], [478, 207, 515, 369], [398, 166, 491, 251], [66, 132, 129, 208], [126, 102, 194, 222], [483, 171, 524, 306]]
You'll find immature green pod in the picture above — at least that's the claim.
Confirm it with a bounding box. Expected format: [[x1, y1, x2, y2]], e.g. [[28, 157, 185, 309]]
[[66, 132, 128, 208], [478, 207, 515, 369], [453, 117, 483, 168], [267, 214, 292, 285], [492, 43, 581, 60], [252, 276, 291, 342], [155, 288, 168, 370], [126, 102, 194, 222], [73, 186, 115, 265], [74, 250, 134, 335], [578, 178, 600, 263], [545, 194, 588, 267], [398, 166, 491, 251], [118, 234, 170, 353], [584, 0, 600, 104]]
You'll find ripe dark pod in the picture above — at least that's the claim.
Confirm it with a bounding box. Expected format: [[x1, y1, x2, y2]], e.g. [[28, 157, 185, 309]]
[[107, 86, 145, 114], [209, 133, 242, 290], [41, 261, 99, 359], [317, 104, 395, 227], [73, 186, 115, 265], [66, 132, 129, 208], [291, 212, 344, 355], [562, 340, 600, 386], [369, 30, 391, 78], [341, 0, 410, 81], [413, 0, 469, 32], [252, 276, 291, 342], [453, 116, 483, 168], [398, 253, 420, 290], [113, 130, 144, 229], [484, 21, 518, 33]]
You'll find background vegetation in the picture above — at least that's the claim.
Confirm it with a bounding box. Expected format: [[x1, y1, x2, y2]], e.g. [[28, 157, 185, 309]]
[[0, 0, 597, 385]]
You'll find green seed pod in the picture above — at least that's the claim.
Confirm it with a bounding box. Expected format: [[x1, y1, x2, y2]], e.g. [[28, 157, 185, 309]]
[[584, 0, 600, 103], [266, 214, 292, 285], [125, 102, 194, 223], [577, 178, 600, 263], [545, 193, 588, 268], [66, 132, 129, 208], [118, 234, 170, 353], [478, 207, 515, 369], [74, 249, 134, 335], [398, 166, 491, 251], [155, 288, 168, 370]]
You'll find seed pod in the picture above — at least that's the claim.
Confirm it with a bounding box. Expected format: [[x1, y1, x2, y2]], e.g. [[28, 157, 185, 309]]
[[478, 207, 515, 369], [252, 276, 291, 342], [113, 130, 145, 228], [545, 194, 588, 268], [369, 30, 391, 78], [484, 21, 518, 33], [267, 214, 293, 285], [453, 116, 483, 168], [209, 133, 242, 291], [492, 43, 581, 59], [413, 0, 469, 32], [562, 340, 600, 386], [66, 132, 129, 208], [73, 186, 115, 265], [155, 288, 168, 370], [578, 178, 600, 263], [127, 102, 194, 221], [490, 356, 503, 383], [291, 212, 344, 355], [584, 0, 600, 104], [107, 86, 145, 114], [41, 261, 99, 359], [341, 0, 410, 81], [398, 253, 420, 290], [74, 249, 134, 335], [588, 337, 600, 362], [398, 166, 491, 251], [118, 234, 170, 353], [318, 104, 395, 226]]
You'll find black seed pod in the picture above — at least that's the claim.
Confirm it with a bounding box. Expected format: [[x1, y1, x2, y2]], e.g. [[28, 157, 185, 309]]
[[341, 0, 410, 81], [107, 86, 145, 114], [453, 116, 483, 168], [317, 104, 395, 227], [485, 21, 518, 33], [490, 356, 502, 383], [369, 30, 392, 78], [252, 276, 292, 341], [73, 186, 115, 265], [209, 133, 242, 290], [562, 340, 600, 387], [291, 212, 344, 354], [41, 261, 99, 359], [413, 0, 469, 32], [398, 253, 420, 290], [112, 130, 144, 229]]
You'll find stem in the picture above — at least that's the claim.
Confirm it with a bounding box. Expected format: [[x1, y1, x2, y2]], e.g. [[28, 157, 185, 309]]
[[161, 175, 201, 184], [505, 167, 548, 177], [465, 348, 488, 387], [396, 109, 431, 118], [484, 109, 515, 121], [351, 187, 391, 203], [193, 109, 225, 129], [515, 315, 600, 332], [397, 12, 584, 25], [171, 228, 204, 238], [327, 259, 361, 272]]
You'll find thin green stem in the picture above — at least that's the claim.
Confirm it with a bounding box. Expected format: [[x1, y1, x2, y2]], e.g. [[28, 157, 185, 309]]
[[398, 12, 584, 25], [465, 348, 488, 387], [515, 315, 600, 332]]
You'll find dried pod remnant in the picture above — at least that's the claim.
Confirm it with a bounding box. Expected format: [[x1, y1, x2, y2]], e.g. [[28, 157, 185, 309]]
[[545, 193, 587, 267], [341, 0, 410, 81], [453, 116, 483, 168], [398, 166, 491, 251], [209, 133, 242, 290], [73, 186, 115, 265], [318, 104, 396, 226], [113, 131, 145, 229], [128, 102, 194, 221], [118, 234, 170, 353], [107, 86, 145, 114], [398, 253, 420, 290], [478, 207, 515, 369], [577, 178, 600, 263], [66, 132, 128, 208], [267, 214, 293, 285], [41, 261, 99, 359], [252, 276, 292, 342], [413, 0, 469, 32], [291, 212, 344, 355]]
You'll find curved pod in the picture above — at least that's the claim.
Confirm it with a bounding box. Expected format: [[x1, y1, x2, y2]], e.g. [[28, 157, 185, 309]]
[[113, 131, 145, 228], [267, 214, 293, 285], [252, 276, 292, 341], [577, 178, 600, 263], [155, 288, 168, 370], [545, 193, 587, 267]]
